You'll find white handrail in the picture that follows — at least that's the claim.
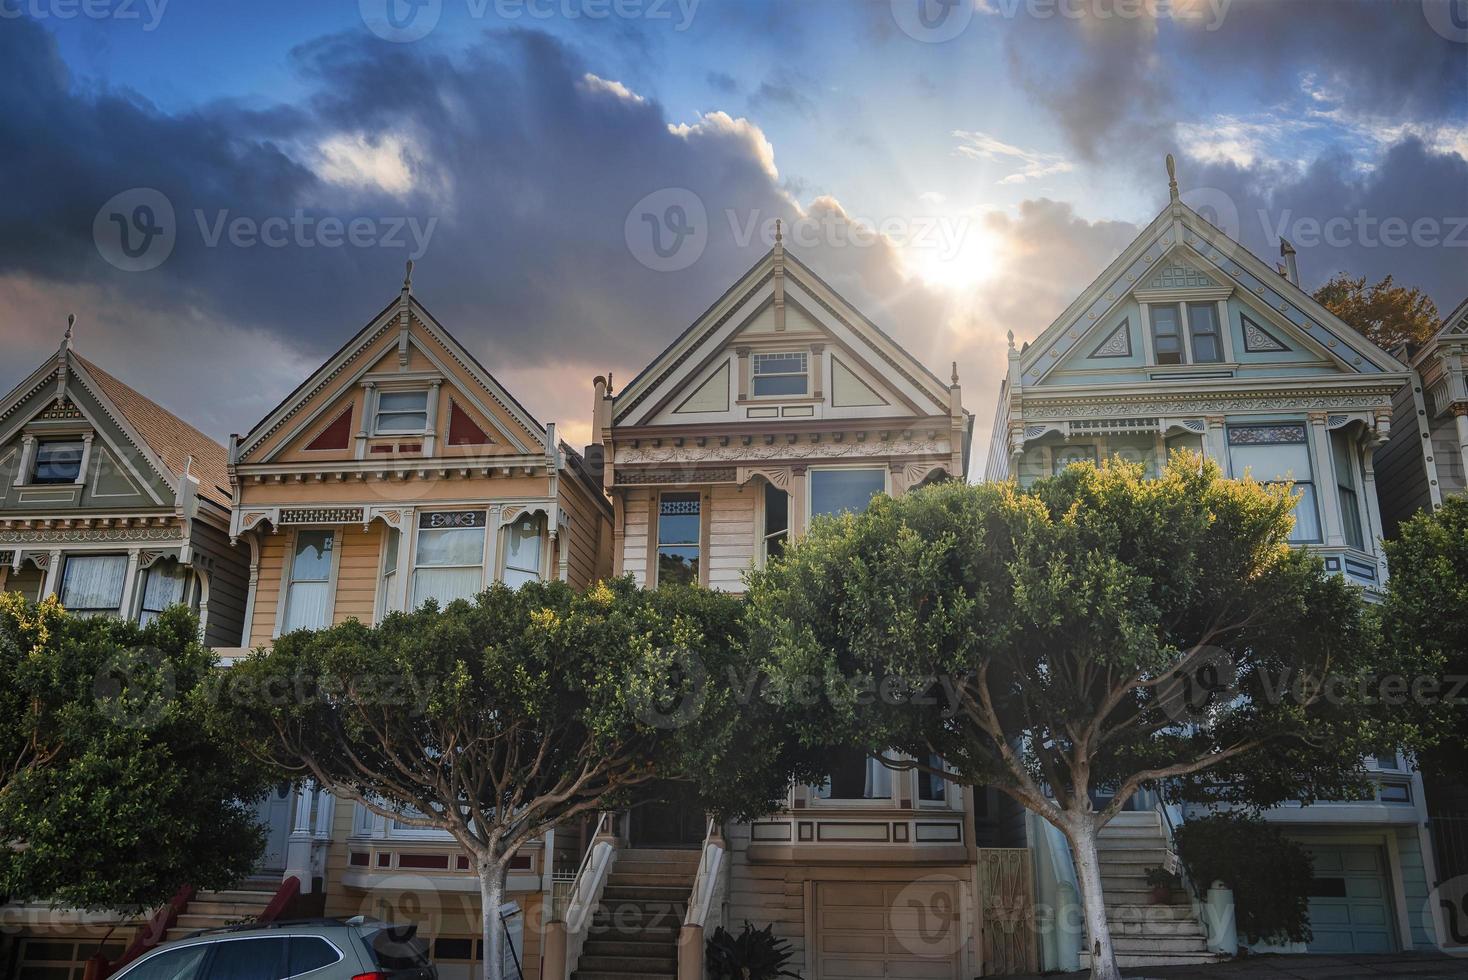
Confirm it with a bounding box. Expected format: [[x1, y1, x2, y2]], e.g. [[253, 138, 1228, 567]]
[[684, 818, 727, 929], [562, 812, 617, 978]]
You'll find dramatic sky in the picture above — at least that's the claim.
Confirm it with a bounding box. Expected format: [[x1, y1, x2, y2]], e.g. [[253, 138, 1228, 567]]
[[2, 0, 1465, 466]]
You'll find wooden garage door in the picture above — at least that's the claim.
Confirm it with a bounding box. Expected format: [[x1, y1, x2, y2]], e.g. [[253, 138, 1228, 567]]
[[815, 880, 962, 980], [1305, 844, 1396, 954]]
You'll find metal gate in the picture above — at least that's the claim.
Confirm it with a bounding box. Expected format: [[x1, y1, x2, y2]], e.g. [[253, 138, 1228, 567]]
[[977, 848, 1038, 975]]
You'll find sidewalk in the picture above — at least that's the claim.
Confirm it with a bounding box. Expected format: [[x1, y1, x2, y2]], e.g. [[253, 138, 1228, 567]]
[[1011, 952, 1468, 979]]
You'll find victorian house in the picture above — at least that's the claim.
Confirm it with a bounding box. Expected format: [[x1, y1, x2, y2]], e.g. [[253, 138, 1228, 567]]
[[0, 324, 250, 975], [215, 267, 611, 980], [985, 160, 1440, 968], [564, 231, 993, 980]]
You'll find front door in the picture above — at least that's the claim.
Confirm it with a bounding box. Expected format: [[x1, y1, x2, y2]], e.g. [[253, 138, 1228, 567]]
[[629, 801, 704, 848], [255, 785, 294, 872]]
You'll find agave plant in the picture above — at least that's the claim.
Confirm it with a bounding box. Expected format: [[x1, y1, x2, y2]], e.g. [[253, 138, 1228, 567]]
[[705, 922, 804, 980]]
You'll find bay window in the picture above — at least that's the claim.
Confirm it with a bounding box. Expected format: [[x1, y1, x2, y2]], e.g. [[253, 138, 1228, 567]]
[[502, 514, 544, 588], [411, 511, 486, 608], [814, 748, 893, 803], [138, 558, 191, 625], [1331, 430, 1366, 550], [1227, 424, 1321, 543], [751, 351, 808, 397], [282, 531, 334, 632], [656, 492, 701, 587], [809, 467, 885, 519], [59, 554, 127, 616]]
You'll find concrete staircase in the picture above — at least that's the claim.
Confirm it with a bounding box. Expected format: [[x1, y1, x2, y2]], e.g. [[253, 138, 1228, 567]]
[[1082, 811, 1221, 968], [158, 877, 280, 944], [572, 847, 700, 980]]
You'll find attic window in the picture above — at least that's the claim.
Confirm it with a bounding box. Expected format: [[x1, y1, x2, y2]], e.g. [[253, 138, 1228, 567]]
[[32, 440, 84, 484], [374, 390, 429, 434], [752, 352, 808, 397]]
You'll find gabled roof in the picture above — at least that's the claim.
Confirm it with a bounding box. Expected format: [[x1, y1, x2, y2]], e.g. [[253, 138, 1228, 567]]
[[612, 243, 957, 425], [234, 277, 549, 464], [1016, 194, 1406, 388]]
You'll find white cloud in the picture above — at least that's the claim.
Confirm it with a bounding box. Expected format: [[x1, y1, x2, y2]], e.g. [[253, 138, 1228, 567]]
[[1176, 116, 1291, 169], [580, 73, 647, 105], [669, 111, 781, 182], [313, 132, 415, 195], [951, 130, 1074, 183]]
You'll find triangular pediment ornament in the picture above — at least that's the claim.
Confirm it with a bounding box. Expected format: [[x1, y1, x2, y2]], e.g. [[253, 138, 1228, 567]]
[[830, 354, 889, 407], [1089, 320, 1132, 358], [674, 362, 731, 414], [1147, 261, 1216, 291], [1241, 314, 1289, 352], [39, 398, 84, 422], [447, 399, 494, 446], [305, 406, 353, 451]]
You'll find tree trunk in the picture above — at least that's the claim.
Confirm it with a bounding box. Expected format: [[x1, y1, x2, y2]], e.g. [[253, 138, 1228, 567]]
[[1068, 817, 1121, 980], [480, 858, 506, 980]]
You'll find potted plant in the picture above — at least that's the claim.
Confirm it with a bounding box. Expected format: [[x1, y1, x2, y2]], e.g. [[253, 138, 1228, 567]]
[[1144, 867, 1182, 905], [706, 922, 804, 980]]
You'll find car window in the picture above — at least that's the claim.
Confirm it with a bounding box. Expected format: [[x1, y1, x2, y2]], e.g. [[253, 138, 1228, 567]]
[[204, 937, 289, 980], [117, 945, 210, 980], [287, 937, 342, 976], [366, 928, 432, 972]]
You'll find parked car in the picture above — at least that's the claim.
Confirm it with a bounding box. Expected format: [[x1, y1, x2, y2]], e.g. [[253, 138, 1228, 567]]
[[111, 917, 436, 980]]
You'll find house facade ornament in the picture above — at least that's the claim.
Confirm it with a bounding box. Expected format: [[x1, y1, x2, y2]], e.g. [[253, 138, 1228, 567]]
[[614, 438, 950, 466], [0, 525, 182, 545]]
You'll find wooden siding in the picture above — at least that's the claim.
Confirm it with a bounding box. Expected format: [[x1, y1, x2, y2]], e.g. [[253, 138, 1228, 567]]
[[1374, 381, 1434, 539], [3, 565, 44, 601], [707, 483, 755, 592], [190, 518, 251, 647], [619, 488, 651, 585], [556, 474, 612, 590]]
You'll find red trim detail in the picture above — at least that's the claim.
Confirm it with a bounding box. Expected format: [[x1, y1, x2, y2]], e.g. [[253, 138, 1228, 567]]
[[256, 875, 302, 925], [305, 406, 353, 451], [102, 883, 195, 977], [448, 400, 493, 446]]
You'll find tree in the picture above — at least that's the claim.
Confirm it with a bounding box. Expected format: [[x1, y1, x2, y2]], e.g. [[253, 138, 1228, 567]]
[[1314, 272, 1440, 352], [747, 455, 1430, 980], [1381, 495, 1467, 783], [223, 578, 793, 980], [0, 595, 268, 912]]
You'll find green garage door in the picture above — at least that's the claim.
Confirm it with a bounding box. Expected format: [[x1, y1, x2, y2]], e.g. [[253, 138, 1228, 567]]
[[1305, 844, 1396, 954]]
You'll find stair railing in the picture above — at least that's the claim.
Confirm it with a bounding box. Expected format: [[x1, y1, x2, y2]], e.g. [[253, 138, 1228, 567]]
[[1027, 811, 1081, 973], [681, 817, 728, 978], [83, 883, 195, 980], [562, 811, 618, 978]]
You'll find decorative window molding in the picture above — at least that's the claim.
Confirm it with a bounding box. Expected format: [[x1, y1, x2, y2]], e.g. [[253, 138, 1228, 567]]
[[1241, 314, 1289, 352], [750, 351, 809, 398], [1226, 424, 1307, 445], [280, 507, 365, 525], [1090, 320, 1132, 358]]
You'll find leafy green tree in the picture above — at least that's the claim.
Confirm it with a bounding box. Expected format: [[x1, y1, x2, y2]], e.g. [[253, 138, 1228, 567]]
[[223, 578, 797, 980], [747, 455, 1430, 980], [1381, 495, 1467, 783], [0, 595, 268, 912], [1314, 272, 1440, 352], [1172, 813, 1314, 944]]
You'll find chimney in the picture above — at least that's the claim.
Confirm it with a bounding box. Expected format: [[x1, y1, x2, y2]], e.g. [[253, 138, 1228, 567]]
[[1279, 238, 1299, 286]]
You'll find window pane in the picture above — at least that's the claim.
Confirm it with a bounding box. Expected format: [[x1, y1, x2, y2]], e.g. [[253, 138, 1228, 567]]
[[754, 353, 806, 375], [290, 532, 334, 582], [115, 944, 209, 980], [139, 559, 188, 624], [383, 528, 400, 572], [657, 548, 699, 587], [377, 391, 428, 412], [809, 469, 885, 518], [1187, 304, 1222, 363], [60, 555, 127, 613], [412, 567, 482, 607], [752, 373, 808, 396], [1291, 484, 1321, 542], [415, 526, 485, 567], [816, 750, 892, 801], [204, 937, 288, 980], [283, 581, 330, 632], [33, 440, 84, 483], [1151, 305, 1183, 364], [505, 517, 542, 575], [287, 937, 340, 975], [1229, 441, 1310, 484], [918, 754, 946, 802], [658, 493, 701, 544], [763, 482, 789, 562]]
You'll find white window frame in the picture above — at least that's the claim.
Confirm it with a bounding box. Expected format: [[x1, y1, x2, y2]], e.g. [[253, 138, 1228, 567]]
[[409, 511, 489, 609], [655, 491, 703, 587], [501, 512, 546, 588], [808, 748, 900, 810], [914, 753, 961, 811], [1148, 302, 1187, 365], [274, 528, 340, 638], [136, 558, 196, 626], [374, 526, 402, 624], [371, 388, 431, 436], [750, 350, 810, 399], [58, 553, 129, 617], [1185, 301, 1224, 364], [806, 464, 890, 524], [757, 479, 790, 568], [1225, 423, 1322, 544]]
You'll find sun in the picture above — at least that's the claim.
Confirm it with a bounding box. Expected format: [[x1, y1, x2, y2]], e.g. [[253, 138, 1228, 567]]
[[900, 214, 1001, 292]]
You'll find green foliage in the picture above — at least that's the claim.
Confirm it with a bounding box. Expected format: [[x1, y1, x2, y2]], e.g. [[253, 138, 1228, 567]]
[[1172, 813, 1314, 944], [705, 922, 803, 980], [0, 595, 268, 912], [1381, 496, 1468, 783], [1314, 273, 1440, 352], [221, 578, 800, 860]]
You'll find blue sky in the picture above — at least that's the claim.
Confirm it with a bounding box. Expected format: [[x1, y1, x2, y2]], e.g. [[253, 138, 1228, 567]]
[[3, 0, 1466, 455]]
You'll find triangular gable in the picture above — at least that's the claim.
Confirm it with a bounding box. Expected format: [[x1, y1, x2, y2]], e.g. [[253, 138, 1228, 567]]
[[447, 398, 494, 446], [614, 246, 953, 426], [236, 287, 549, 464], [674, 362, 731, 414], [830, 353, 889, 407], [304, 405, 353, 451], [1434, 295, 1468, 339], [1020, 201, 1406, 387]]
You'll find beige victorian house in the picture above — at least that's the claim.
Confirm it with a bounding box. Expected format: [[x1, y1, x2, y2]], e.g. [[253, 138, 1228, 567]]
[[567, 234, 996, 980]]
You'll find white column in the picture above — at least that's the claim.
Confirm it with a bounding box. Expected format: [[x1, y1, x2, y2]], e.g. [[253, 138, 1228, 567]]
[[393, 511, 414, 611], [1309, 413, 1345, 547], [355, 382, 376, 460], [1214, 299, 1235, 361], [1204, 418, 1227, 467], [423, 381, 442, 456], [118, 549, 143, 621], [285, 782, 318, 892], [74, 432, 94, 486], [42, 549, 63, 598], [14, 435, 35, 487]]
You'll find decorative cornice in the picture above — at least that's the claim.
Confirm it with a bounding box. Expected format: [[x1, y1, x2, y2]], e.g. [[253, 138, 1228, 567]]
[[0, 526, 182, 544], [616, 467, 739, 485], [615, 438, 950, 466]]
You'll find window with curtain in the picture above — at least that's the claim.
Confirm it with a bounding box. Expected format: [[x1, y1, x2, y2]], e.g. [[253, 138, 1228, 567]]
[[814, 748, 892, 802], [809, 468, 885, 518], [282, 531, 333, 632], [378, 527, 400, 615], [374, 390, 429, 433], [1331, 430, 1365, 550], [137, 558, 190, 625], [1227, 424, 1321, 542], [412, 511, 486, 608], [502, 514, 544, 588], [1187, 303, 1223, 363], [59, 554, 127, 616], [657, 492, 701, 586], [1150, 304, 1184, 364], [32, 439, 84, 483], [762, 481, 789, 564], [917, 753, 947, 803], [751, 351, 808, 396]]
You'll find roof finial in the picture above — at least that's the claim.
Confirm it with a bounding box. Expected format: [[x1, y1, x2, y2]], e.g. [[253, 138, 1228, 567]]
[[950, 361, 959, 385], [1007, 329, 1016, 351], [775, 218, 783, 245], [606, 371, 614, 395], [1166, 153, 1179, 202], [63, 313, 75, 349], [403, 259, 414, 294]]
